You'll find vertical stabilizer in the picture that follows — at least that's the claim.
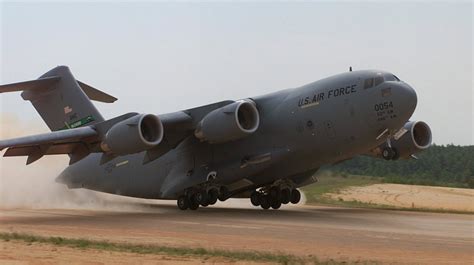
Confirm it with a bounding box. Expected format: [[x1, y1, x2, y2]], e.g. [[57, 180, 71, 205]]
[[17, 66, 105, 131]]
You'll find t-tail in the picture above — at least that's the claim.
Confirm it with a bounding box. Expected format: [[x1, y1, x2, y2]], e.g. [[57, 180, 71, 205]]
[[0, 65, 117, 131]]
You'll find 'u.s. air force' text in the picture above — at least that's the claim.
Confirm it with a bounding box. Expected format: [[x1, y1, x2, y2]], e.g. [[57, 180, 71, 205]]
[[298, 84, 357, 108]]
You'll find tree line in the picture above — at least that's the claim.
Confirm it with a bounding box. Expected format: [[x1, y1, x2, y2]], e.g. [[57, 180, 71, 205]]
[[329, 144, 474, 188]]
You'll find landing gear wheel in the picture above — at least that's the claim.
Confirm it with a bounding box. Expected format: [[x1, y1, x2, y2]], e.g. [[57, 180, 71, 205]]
[[188, 195, 199, 210], [195, 190, 208, 205], [290, 189, 301, 204], [208, 189, 218, 205], [382, 147, 395, 160], [177, 195, 189, 210], [269, 186, 281, 202], [391, 148, 400, 160], [271, 200, 282, 209], [280, 188, 291, 204], [218, 186, 229, 201], [250, 191, 261, 206], [260, 195, 270, 210]]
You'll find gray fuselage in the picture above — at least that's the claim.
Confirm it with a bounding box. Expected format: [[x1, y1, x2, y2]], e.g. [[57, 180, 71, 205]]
[[59, 70, 417, 199]]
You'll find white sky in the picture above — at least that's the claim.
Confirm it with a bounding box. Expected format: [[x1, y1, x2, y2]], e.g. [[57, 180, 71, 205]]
[[1, 1, 472, 145]]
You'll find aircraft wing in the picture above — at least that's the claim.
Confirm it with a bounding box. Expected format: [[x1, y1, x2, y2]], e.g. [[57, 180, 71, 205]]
[[0, 101, 237, 165], [0, 126, 99, 165]]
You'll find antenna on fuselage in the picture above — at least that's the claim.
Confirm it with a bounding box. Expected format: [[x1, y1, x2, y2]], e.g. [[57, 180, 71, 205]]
[[349, 66, 352, 72]]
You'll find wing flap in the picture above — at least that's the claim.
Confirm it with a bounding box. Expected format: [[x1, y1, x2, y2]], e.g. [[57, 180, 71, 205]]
[[4, 143, 83, 157], [0, 126, 98, 151], [0, 127, 99, 165]]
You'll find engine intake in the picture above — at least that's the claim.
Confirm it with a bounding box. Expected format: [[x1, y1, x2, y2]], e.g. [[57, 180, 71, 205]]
[[391, 121, 432, 159], [195, 100, 260, 144], [101, 114, 163, 155]]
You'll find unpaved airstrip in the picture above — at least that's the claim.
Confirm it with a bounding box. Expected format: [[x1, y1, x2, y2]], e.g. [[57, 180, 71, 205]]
[[1, 201, 472, 264], [328, 184, 474, 212]]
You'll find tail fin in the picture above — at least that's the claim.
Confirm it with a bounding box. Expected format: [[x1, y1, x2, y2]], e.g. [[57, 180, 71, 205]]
[[0, 66, 117, 131]]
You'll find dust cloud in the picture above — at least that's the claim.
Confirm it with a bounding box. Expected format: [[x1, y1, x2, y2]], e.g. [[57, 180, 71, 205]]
[[0, 113, 162, 211]]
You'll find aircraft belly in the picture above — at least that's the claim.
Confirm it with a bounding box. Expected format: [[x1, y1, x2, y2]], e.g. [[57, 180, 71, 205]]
[[65, 152, 171, 199]]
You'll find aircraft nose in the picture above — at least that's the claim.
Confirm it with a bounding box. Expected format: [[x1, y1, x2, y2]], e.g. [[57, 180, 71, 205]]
[[397, 83, 417, 118]]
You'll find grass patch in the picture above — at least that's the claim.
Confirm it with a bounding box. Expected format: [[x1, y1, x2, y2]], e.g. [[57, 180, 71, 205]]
[[0, 232, 364, 264]]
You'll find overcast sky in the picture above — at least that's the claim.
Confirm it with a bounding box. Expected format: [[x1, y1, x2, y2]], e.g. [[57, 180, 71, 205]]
[[1, 1, 472, 145]]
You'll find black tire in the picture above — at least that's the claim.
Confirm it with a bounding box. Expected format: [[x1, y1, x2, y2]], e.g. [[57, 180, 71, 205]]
[[382, 147, 395, 160], [290, 189, 301, 204], [391, 148, 400, 160], [195, 190, 208, 205], [218, 186, 229, 201], [269, 186, 281, 202], [188, 195, 199, 210], [280, 188, 291, 204], [260, 195, 270, 210], [177, 195, 189, 210], [250, 191, 261, 206], [208, 189, 218, 205], [271, 200, 282, 209]]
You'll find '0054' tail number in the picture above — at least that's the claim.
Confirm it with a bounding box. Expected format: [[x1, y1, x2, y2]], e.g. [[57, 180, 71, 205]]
[[374, 101, 396, 121], [374, 101, 393, 111]]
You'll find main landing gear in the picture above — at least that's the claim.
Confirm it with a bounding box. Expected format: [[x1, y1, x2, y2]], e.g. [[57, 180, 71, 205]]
[[177, 186, 227, 210], [250, 186, 301, 210]]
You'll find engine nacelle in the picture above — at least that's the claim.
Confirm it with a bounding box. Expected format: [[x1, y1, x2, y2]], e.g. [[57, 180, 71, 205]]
[[391, 121, 432, 159], [101, 114, 164, 155], [195, 100, 260, 144]]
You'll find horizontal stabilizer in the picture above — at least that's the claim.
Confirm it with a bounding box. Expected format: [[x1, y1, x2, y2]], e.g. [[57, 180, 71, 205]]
[[0, 76, 60, 93], [77, 81, 117, 103], [0, 75, 116, 103]]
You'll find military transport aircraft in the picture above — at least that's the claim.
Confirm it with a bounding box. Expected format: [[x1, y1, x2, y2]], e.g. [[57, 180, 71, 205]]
[[0, 66, 432, 210]]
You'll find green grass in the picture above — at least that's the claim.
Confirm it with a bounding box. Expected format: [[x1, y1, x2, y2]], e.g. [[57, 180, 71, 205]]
[[0, 232, 371, 265]]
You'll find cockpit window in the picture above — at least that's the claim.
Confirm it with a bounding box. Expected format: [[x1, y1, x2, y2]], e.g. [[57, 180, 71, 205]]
[[364, 78, 374, 89], [383, 74, 400, 82], [374, 76, 384, 86]]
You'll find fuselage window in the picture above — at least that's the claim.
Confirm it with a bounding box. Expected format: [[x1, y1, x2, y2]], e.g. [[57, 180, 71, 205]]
[[364, 78, 374, 89], [374, 76, 384, 86]]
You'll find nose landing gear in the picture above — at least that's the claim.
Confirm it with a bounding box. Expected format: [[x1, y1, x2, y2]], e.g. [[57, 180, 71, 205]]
[[382, 146, 399, 160]]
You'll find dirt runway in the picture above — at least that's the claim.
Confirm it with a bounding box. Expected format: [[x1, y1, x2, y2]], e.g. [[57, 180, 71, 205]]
[[0, 202, 473, 264], [328, 184, 474, 212]]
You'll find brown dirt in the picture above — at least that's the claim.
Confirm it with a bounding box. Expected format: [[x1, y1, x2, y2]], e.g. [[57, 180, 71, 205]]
[[328, 184, 474, 212], [0, 205, 473, 265]]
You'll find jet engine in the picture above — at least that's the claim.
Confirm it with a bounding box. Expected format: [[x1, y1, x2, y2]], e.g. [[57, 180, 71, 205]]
[[195, 100, 260, 143], [101, 114, 164, 155], [389, 121, 432, 159]]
